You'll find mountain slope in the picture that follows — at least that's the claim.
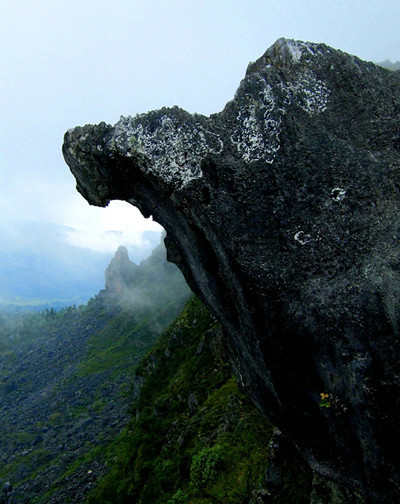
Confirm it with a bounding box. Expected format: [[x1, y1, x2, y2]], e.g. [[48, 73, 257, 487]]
[[0, 242, 191, 503], [86, 297, 313, 504]]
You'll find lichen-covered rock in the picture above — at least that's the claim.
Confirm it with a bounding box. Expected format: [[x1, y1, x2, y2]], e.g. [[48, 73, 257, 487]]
[[63, 38, 400, 502]]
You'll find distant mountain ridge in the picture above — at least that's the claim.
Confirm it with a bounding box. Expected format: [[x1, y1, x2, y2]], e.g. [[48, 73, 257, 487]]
[[377, 59, 400, 70], [0, 220, 161, 309]]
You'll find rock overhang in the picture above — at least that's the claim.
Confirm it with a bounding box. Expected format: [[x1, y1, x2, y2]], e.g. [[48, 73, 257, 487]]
[[63, 38, 400, 503]]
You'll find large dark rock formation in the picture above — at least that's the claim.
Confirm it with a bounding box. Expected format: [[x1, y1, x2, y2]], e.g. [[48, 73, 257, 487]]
[[63, 39, 400, 502]]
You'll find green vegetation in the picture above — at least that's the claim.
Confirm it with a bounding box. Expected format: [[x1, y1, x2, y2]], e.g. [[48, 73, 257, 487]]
[[0, 243, 312, 502], [190, 445, 224, 488], [86, 297, 312, 503], [0, 243, 191, 503], [319, 392, 331, 408], [74, 309, 155, 378]]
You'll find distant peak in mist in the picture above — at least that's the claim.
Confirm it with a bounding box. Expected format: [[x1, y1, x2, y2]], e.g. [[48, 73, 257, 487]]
[[105, 246, 138, 293], [377, 59, 400, 71], [0, 220, 163, 308]]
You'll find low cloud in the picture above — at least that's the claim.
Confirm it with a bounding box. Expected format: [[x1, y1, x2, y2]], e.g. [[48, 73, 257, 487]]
[[62, 200, 163, 253], [65, 227, 157, 254]]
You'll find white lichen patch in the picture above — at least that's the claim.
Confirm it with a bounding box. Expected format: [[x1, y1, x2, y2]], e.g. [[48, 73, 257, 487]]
[[285, 39, 308, 62], [111, 114, 223, 188], [331, 187, 346, 202], [272, 38, 320, 64], [294, 231, 312, 245], [231, 66, 330, 164], [363, 264, 373, 279], [231, 76, 282, 163], [287, 41, 303, 62], [279, 71, 330, 115]]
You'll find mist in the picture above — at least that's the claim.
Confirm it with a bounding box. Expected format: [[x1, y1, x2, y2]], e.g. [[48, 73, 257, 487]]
[[0, 220, 163, 308]]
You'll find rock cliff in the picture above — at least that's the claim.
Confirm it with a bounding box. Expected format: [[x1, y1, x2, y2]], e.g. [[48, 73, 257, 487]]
[[104, 245, 138, 293], [63, 38, 400, 502]]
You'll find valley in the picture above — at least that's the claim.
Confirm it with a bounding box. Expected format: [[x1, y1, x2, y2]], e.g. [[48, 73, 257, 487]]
[[0, 242, 191, 503]]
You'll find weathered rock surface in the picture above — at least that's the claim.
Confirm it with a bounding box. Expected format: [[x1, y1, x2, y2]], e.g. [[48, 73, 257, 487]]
[[63, 38, 400, 502]]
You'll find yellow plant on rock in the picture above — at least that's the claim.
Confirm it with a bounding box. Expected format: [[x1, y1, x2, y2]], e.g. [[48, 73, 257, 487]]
[[319, 392, 331, 408]]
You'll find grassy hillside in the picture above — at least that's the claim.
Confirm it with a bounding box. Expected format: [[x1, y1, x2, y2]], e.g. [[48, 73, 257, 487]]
[[87, 297, 312, 504]]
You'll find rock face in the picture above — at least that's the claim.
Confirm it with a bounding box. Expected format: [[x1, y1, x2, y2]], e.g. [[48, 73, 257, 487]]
[[63, 39, 400, 502], [104, 245, 138, 293]]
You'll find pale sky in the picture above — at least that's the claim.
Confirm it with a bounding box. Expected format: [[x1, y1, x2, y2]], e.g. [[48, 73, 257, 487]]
[[1, 0, 399, 253]]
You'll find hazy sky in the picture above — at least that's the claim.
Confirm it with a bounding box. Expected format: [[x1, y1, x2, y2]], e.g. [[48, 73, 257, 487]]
[[1, 0, 399, 253]]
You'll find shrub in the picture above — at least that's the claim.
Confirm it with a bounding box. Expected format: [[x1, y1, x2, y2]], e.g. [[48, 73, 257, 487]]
[[190, 444, 224, 489], [167, 488, 188, 504]]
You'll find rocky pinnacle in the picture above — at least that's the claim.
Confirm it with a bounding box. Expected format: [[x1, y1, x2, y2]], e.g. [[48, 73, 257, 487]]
[[63, 38, 400, 502]]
